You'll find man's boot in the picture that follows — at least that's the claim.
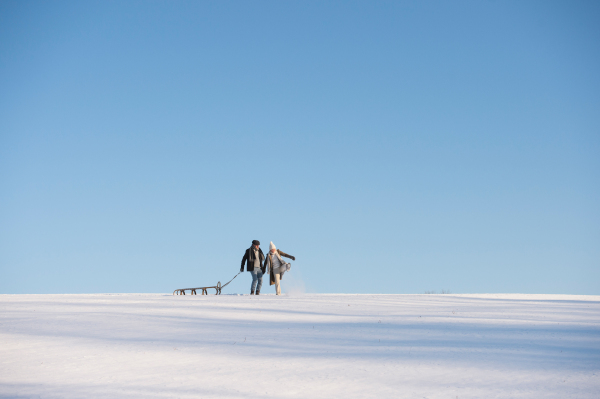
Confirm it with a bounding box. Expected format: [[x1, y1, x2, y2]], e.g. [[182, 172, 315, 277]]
[[250, 289, 255, 295], [255, 289, 260, 295]]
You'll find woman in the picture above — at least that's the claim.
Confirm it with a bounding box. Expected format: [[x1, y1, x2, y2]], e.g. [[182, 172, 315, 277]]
[[264, 241, 295, 295]]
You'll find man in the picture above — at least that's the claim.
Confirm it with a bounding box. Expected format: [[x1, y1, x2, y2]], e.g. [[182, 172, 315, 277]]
[[240, 240, 265, 295]]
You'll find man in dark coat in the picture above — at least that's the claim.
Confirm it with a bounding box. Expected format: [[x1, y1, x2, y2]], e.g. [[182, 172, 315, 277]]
[[240, 240, 265, 295]]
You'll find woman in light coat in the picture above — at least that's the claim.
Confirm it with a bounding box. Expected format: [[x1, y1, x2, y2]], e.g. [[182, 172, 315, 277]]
[[264, 241, 295, 295]]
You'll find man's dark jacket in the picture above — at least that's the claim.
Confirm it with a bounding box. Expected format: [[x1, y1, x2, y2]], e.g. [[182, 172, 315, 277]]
[[240, 246, 265, 273]]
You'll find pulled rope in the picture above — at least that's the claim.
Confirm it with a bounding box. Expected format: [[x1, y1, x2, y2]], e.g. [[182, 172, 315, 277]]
[[220, 272, 241, 289]]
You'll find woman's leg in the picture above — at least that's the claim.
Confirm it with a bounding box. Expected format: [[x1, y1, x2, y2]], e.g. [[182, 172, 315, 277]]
[[274, 273, 281, 295]]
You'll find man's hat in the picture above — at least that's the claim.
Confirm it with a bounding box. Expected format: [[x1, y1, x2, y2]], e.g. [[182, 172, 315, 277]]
[[252, 240, 260, 245]]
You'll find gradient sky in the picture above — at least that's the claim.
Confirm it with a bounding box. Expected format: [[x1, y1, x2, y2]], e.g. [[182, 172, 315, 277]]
[[1, 0, 598, 295]]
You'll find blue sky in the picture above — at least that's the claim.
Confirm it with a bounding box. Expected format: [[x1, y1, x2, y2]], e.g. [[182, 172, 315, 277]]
[[1, 0, 598, 294]]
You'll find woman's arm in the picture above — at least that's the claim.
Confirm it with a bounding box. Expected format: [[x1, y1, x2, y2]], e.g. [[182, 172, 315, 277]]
[[277, 249, 295, 261]]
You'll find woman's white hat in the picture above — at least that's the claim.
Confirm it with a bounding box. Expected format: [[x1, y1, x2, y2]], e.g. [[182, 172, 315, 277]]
[[269, 241, 276, 250]]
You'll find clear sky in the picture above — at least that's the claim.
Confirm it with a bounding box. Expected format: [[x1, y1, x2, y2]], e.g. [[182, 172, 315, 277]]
[[1, 0, 598, 295]]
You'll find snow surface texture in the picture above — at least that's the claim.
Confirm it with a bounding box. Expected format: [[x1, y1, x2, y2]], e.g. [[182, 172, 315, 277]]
[[1, 293, 599, 398]]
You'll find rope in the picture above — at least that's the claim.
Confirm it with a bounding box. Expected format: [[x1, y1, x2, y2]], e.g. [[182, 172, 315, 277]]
[[220, 272, 241, 289]]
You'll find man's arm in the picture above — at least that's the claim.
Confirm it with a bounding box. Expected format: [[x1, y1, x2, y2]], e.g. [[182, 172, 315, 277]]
[[277, 249, 295, 261], [240, 250, 248, 272]]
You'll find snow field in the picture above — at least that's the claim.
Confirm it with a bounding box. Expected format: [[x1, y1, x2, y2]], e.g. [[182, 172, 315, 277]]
[[1, 293, 599, 398]]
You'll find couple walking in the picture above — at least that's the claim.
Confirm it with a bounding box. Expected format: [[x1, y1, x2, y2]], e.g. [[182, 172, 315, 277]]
[[240, 240, 295, 295]]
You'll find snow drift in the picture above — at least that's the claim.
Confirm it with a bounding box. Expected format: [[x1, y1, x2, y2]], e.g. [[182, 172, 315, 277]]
[[1, 293, 598, 398]]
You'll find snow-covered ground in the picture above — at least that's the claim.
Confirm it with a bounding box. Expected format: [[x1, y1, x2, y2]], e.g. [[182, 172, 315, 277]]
[[1, 293, 599, 398]]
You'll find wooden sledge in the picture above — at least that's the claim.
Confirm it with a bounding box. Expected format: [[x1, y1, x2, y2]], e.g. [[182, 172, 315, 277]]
[[173, 271, 241, 296], [173, 282, 222, 295]]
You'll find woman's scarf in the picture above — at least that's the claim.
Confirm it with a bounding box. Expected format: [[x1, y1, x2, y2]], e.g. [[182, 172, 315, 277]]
[[269, 251, 284, 265]]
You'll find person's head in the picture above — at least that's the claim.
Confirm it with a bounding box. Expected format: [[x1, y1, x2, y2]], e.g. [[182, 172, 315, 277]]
[[252, 240, 260, 250], [269, 241, 276, 253]]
